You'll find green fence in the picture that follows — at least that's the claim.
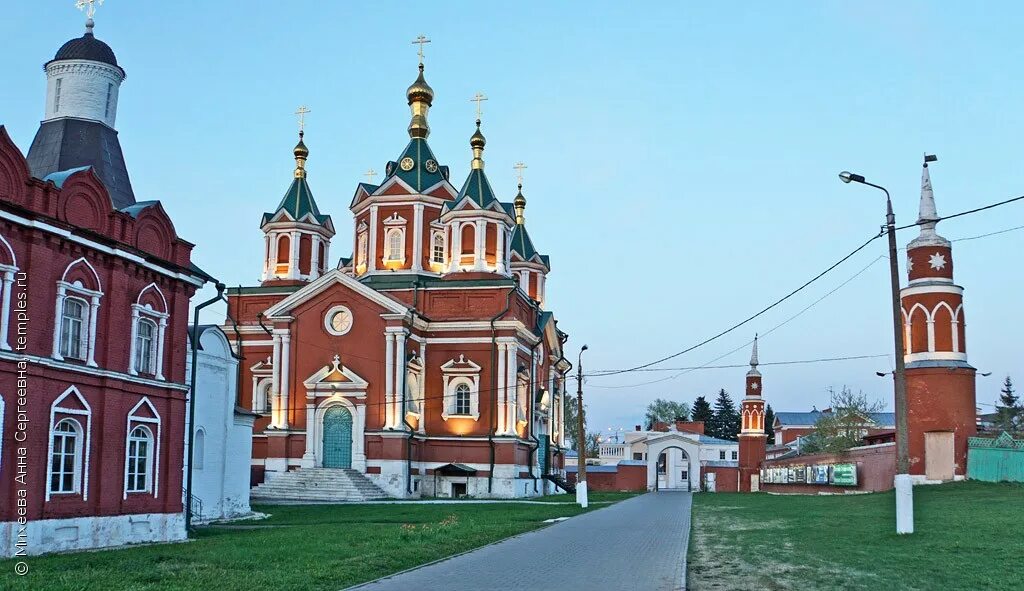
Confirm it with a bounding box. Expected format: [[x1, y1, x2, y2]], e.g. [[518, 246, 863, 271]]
[[967, 432, 1024, 482]]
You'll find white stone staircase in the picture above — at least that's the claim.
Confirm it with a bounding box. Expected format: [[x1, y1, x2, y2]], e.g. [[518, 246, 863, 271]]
[[250, 468, 389, 503]]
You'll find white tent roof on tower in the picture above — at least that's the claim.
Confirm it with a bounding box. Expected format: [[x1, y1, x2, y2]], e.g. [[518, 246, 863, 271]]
[[909, 157, 950, 249]]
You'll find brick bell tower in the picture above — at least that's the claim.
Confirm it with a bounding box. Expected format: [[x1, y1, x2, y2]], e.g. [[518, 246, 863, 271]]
[[900, 156, 976, 480], [738, 336, 767, 492]]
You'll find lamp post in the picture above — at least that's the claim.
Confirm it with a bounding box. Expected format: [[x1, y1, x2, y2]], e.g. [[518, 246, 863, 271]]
[[839, 170, 913, 534], [576, 344, 589, 508]]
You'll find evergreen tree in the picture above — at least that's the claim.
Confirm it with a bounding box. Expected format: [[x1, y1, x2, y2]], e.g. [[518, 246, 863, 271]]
[[764, 404, 776, 443], [711, 389, 741, 441], [995, 376, 1020, 432], [691, 395, 714, 430]]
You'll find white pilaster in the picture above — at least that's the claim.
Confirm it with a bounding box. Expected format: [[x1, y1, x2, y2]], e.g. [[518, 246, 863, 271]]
[[0, 271, 13, 350], [496, 342, 507, 434], [395, 330, 408, 429], [368, 207, 379, 272], [288, 231, 300, 279], [262, 234, 272, 281], [448, 221, 462, 273], [302, 401, 315, 464], [385, 332, 395, 429], [418, 339, 427, 433], [506, 343, 517, 435], [86, 296, 99, 367], [309, 235, 320, 279], [412, 204, 424, 271], [495, 224, 505, 274], [51, 285, 67, 359], [127, 307, 140, 376], [271, 334, 281, 427], [279, 332, 291, 428], [474, 219, 486, 270], [155, 316, 167, 381], [519, 270, 529, 293]]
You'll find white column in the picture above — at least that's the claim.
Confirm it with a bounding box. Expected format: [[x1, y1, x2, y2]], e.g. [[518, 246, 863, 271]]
[[496, 342, 507, 435], [385, 332, 395, 429], [251, 375, 259, 411], [412, 204, 424, 271], [86, 295, 100, 367], [263, 234, 272, 280], [448, 221, 461, 273], [495, 224, 505, 274], [271, 334, 282, 427], [474, 219, 486, 270], [368, 207, 379, 272], [506, 343, 517, 435], [537, 274, 546, 306], [51, 285, 67, 359], [395, 330, 408, 428], [280, 332, 291, 428], [127, 307, 141, 375], [354, 404, 367, 471], [309, 235, 320, 279], [418, 339, 427, 433], [519, 270, 529, 292], [288, 231, 300, 279], [303, 401, 316, 463], [323, 240, 331, 273], [155, 316, 167, 380], [0, 271, 14, 350]]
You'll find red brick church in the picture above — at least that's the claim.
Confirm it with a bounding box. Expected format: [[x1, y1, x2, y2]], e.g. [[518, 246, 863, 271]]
[[231, 51, 570, 499], [0, 15, 209, 555]]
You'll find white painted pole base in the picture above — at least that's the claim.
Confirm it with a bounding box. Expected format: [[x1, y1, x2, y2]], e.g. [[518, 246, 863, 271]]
[[894, 473, 914, 535], [576, 480, 589, 508]]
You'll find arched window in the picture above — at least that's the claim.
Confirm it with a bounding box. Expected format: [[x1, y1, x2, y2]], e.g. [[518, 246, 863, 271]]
[[455, 383, 472, 416], [255, 379, 273, 414], [406, 371, 421, 414], [357, 232, 368, 267], [432, 232, 445, 265], [275, 234, 290, 276], [385, 228, 404, 262], [318, 241, 327, 273], [194, 428, 206, 470], [50, 418, 83, 494], [59, 297, 88, 360], [126, 425, 154, 493], [134, 318, 156, 374], [516, 375, 529, 423]]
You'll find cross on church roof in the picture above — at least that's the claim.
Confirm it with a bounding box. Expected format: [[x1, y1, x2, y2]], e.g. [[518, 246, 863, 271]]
[[470, 92, 488, 120], [295, 106, 311, 133], [76, 0, 103, 20], [513, 161, 527, 186], [364, 168, 377, 183], [412, 35, 431, 63]]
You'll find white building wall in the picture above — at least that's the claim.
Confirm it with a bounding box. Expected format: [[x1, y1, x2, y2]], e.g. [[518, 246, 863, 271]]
[[1, 513, 185, 557], [185, 327, 255, 523]]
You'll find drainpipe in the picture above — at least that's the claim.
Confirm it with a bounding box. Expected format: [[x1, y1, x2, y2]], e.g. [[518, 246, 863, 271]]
[[227, 285, 243, 407], [488, 287, 516, 493], [186, 282, 226, 531]]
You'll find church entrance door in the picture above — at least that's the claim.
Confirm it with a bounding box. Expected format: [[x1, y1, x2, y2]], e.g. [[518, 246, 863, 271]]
[[323, 406, 353, 469]]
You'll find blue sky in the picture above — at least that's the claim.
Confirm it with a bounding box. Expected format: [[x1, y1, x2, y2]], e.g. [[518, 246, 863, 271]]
[[4, 2, 1022, 434]]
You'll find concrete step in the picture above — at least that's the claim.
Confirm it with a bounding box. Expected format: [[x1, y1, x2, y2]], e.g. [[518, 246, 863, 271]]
[[251, 468, 389, 502]]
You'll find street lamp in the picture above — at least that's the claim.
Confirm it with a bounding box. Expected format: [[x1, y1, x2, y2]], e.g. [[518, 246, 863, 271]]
[[839, 170, 913, 534], [576, 344, 589, 508]]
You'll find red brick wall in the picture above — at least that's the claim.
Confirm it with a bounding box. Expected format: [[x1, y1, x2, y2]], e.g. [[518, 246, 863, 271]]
[[705, 466, 739, 492], [906, 366, 976, 476], [761, 444, 896, 494]]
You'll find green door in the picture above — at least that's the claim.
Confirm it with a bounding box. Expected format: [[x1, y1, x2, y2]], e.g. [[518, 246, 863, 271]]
[[538, 437, 549, 474], [323, 406, 353, 469]]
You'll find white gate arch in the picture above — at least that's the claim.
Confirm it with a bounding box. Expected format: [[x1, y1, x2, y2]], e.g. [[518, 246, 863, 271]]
[[645, 432, 702, 491]]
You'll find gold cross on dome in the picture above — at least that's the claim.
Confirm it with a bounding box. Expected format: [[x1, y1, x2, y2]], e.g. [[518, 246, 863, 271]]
[[470, 92, 488, 120], [76, 0, 103, 20], [294, 106, 311, 133], [513, 162, 527, 186], [364, 168, 377, 183], [412, 35, 431, 63]]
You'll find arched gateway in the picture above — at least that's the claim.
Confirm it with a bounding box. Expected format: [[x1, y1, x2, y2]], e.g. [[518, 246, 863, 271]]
[[645, 433, 702, 492]]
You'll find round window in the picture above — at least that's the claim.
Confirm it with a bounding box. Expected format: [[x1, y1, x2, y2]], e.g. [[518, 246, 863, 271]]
[[324, 305, 353, 336]]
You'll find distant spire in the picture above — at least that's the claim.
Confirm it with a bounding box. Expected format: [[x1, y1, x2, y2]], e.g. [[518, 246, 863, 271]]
[[293, 131, 309, 179], [513, 161, 527, 224], [746, 335, 761, 378], [470, 119, 486, 170], [406, 36, 434, 139], [910, 154, 949, 248]]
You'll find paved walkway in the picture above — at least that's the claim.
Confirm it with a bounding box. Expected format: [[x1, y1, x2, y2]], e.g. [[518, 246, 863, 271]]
[[346, 491, 692, 591]]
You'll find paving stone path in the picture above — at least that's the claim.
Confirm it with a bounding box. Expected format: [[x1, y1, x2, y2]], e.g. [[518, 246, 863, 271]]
[[346, 491, 693, 591]]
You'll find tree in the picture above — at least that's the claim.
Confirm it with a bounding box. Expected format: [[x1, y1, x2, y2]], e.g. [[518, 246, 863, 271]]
[[564, 392, 584, 452], [584, 432, 602, 458], [801, 387, 885, 454], [710, 389, 740, 441], [691, 396, 714, 428], [995, 376, 1020, 432], [644, 398, 691, 430], [764, 404, 776, 443]]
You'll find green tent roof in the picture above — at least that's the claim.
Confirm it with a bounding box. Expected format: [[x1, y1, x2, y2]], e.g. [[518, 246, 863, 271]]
[[383, 138, 449, 193], [455, 168, 499, 208], [263, 175, 330, 227]]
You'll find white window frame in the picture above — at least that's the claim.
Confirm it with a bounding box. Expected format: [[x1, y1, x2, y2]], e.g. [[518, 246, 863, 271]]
[[405, 357, 424, 416], [128, 284, 169, 379], [516, 371, 530, 425], [46, 386, 92, 501], [384, 228, 405, 263], [123, 397, 162, 499], [51, 259, 103, 367], [440, 355, 482, 421], [125, 425, 154, 494], [59, 296, 88, 361], [50, 418, 84, 495], [54, 78, 62, 112], [0, 233, 18, 351], [454, 383, 472, 415], [431, 230, 446, 265], [134, 317, 157, 374]]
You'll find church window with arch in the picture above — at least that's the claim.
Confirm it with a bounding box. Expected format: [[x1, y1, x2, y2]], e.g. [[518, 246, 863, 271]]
[[50, 418, 83, 494], [59, 297, 88, 360], [126, 425, 154, 493], [385, 228, 405, 262], [134, 318, 156, 374], [431, 231, 445, 265]]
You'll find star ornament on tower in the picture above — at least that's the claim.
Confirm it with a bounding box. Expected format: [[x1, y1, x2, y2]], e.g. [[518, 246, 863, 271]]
[[906, 255, 914, 272], [929, 252, 947, 270]]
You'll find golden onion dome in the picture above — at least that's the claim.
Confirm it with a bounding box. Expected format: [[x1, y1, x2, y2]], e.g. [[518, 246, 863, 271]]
[[406, 64, 434, 106], [293, 137, 309, 159], [470, 120, 486, 149]]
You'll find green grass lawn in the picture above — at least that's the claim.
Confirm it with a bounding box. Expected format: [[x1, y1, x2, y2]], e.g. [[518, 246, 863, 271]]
[[1, 500, 612, 591], [688, 481, 1024, 591]]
